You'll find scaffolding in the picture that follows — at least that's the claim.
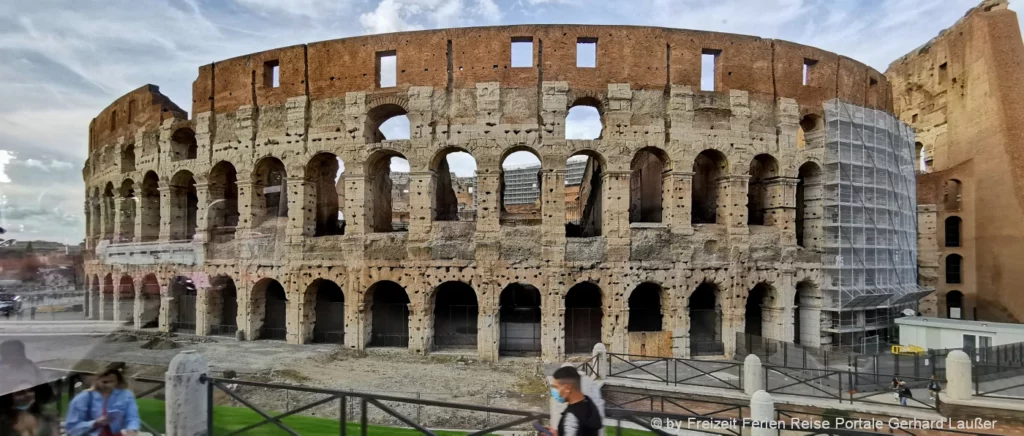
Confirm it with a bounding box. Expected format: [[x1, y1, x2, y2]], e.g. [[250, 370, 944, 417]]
[[821, 99, 929, 352]]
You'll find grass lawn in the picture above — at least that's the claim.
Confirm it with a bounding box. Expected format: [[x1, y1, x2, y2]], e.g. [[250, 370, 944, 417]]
[[62, 397, 655, 435]]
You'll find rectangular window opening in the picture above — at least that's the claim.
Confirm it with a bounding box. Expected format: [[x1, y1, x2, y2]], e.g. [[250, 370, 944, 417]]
[[803, 58, 817, 86], [938, 62, 948, 84], [127, 100, 134, 124], [701, 49, 720, 91], [576, 37, 597, 68], [110, 110, 117, 131], [263, 60, 281, 88], [511, 37, 533, 68], [377, 51, 397, 88], [869, 77, 878, 87]]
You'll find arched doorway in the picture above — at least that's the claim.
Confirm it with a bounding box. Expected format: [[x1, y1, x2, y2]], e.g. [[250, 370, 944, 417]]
[[794, 281, 820, 346], [432, 282, 478, 350], [946, 291, 964, 319], [430, 148, 478, 222], [628, 283, 666, 356], [140, 172, 161, 241], [254, 279, 287, 340], [118, 275, 134, 321], [499, 283, 542, 356], [692, 150, 728, 224], [365, 150, 411, 232], [210, 276, 238, 336], [209, 161, 240, 241], [170, 171, 198, 240], [564, 282, 602, 354], [309, 279, 345, 344], [140, 274, 161, 329], [747, 154, 779, 226], [367, 281, 410, 347], [688, 282, 722, 356], [629, 148, 669, 223], [253, 157, 288, 225], [307, 154, 345, 236], [102, 274, 114, 321], [565, 152, 604, 237], [170, 276, 197, 334]]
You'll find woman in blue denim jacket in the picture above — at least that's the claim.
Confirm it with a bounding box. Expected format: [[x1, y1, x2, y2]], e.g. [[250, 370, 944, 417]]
[[65, 366, 140, 436]]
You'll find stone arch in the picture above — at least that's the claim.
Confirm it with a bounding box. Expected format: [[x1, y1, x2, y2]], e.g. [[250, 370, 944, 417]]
[[797, 161, 822, 248], [431, 281, 479, 350], [140, 273, 161, 328], [564, 281, 603, 354], [687, 281, 722, 356], [253, 156, 288, 223], [794, 280, 821, 346], [944, 179, 962, 211], [102, 273, 114, 320], [747, 154, 779, 226], [102, 183, 115, 241], [627, 282, 664, 332], [692, 149, 729, 224], [121, 143, 136, 173], [365, 103, 409, 142], [306, 278, 345, 343], [366, 280, 411, 347], [498, 283, 542, 356], [208, 161, 240, 240], [117, 275, 134, 322], [429, 147, 477, 222], [168, 275, 197, 333], [945, 290, 964, 319], [117, 179, 136, 242], [140, 171, 161, 242], [170, 170, 198, 241], [365, 149, 409, 233], [945, 254, 963, 284], [252, 278, 288, 340], [945, 216, 962, 247], [565, 150, 604, 237], [629, 147, 670, 223], [798, 113, 824, 148], [209, 275, 238, 336], [306, 153, 345, 236], [499, 146, 543, 220], [171, 127, 198, 160]]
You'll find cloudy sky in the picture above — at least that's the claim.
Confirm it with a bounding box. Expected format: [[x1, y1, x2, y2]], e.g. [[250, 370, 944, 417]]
[[0, 0, 1016, 244]]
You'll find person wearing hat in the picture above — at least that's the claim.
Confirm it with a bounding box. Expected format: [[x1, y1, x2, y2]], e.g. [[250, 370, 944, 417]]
[[64, 364, 139, 436]]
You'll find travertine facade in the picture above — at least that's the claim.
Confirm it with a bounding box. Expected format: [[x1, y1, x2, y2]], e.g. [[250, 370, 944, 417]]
[[82, 25, 897, 362], [888, 0, 1024, 323]]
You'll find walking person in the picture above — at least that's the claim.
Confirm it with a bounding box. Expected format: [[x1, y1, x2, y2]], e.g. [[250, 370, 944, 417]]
[[546, 366, 603, 436], [64, 365, 140, 436], [927, 375, 942, 402], [897, 381, 913, 406]]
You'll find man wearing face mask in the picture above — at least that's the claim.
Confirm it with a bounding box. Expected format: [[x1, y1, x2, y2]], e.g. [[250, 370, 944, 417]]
[[547, 367, 603, 436]]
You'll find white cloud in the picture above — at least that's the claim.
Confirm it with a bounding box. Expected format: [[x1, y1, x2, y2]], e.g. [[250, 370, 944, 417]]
[[19, 158, 74, 172], [360, 0, 424, 34], [235, 0, 351, 18], [0, 150, 13, 183]]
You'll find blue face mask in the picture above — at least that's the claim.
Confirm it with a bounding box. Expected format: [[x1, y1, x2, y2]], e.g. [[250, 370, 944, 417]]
[[550, 387, 566, 404], [14, 401, 33, 411]]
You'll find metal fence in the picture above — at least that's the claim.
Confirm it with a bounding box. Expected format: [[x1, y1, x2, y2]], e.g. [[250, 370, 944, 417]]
[[607, 353, 743, 391], [432, 304, 478, 350], [565, 307, 602, 354]]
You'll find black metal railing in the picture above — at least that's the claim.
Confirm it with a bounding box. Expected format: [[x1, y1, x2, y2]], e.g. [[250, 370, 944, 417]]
[[607, 353, 743, 391], [689, 339, 725, 356], [974, 363, 1024, 401], [259, 327, 287, 340], [311, 330, 346, 344], [210, 323, 238, 337]]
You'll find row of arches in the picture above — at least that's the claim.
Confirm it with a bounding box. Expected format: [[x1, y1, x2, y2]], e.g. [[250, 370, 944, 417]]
[[88, 272, 821, 357], [88, 146, 824, 247]]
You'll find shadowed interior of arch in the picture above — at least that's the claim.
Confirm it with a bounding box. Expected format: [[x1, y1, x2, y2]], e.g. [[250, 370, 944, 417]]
[[432, 281, 478, 350], [499, 283, 542, 356], [309, 279, 345, 343], [210, 276, 238, 336], [565, 153, 602, 237], [565, 282, 602, 354], [688, 282, 721, 356], [367, 281, 410, 347]]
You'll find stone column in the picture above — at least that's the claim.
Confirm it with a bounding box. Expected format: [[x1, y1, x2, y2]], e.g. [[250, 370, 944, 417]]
[[407, 171, 433, 259], [132, 182, 146, 242], [606, 306, 628, 355], [474, 171, 500, 261], [113, 283, 126, 323], [99, 197, 112, 241], [286, 176, 309, 240], [345, 174, 368, 235], [603, 171, 630, 262], [541, 167, 567, 261], [195, 290, 210, 336], [160, 281, 177, 333], [743, 354, 765, 394], [542, 288, 563, 362], [722, 304, 744, 358], [764, 177, 798, 245], [348, 292, 367, 351], [133, 278, 144, 329], [723, 175, 750, 235], [946, 350, 973, 400], [477, 299, 499, 362], [91, 285, 101, 321], [287, 288, 316, 345], [165, 351, 209, 435], [158, 181, 174, 241], [194, 182, 211, 243], [664, 171, 694, 235], [234, 181, 254, 240], [408, 297, 430, 355]]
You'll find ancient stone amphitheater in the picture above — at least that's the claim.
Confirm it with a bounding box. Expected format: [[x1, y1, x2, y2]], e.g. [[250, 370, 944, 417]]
[[82, 25, 916, 362]]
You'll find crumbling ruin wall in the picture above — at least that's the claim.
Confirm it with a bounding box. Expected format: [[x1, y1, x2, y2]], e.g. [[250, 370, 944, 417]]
[[84, 25, 891, 361]]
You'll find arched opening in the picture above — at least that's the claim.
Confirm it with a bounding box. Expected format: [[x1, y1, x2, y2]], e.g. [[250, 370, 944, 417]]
[[117, 179, 136, 242], [565, 152, 603, 237], [945, 216, 962, 247], [796, 162, 822, 248], [254, 279, 287, 340], [89, 188, 101, 243], [84, 278, 92, 318], [121, 144, 135, 173], [564, 282, 603, 354], [747, 154, 779, 226], [253, 157, 288, 225], [118, 275, 134, 321], [628, 283, 663, 332], [688, 282, 722, 356], [946, 290, 964, 319], [798, 114, 824, 148], [102, 183, 115, 241], [365, 151, 410, 232], [745, 283, 778, 341], [170, 171, 198, 240], [565, 99, 603, 140], [102, 274, 114, 320], [171, 127, 198, 160], [367, 281, 410, 347], [500, 149, 542, 221], [90, 274, 100, 318], [499, 283, 541, 356], [306, 153, 346, 236], [432, 281, 479, 350], [945, 254, 963, 284], [140, 172, 161, 242], [692, 150, 728, 224], [309, 279, 345, 344], [209, 161, 239, 241], [210, 275, 238, 336], [430, 149, 477, 222], [915, 142, 926, 172], [169, 276, 197, 334], [944, 180, 962, 211], [366, 104, 410, 142], [629, 148, 669, 223], [794, 281, 820, 346], [140, 274, 161, 329]]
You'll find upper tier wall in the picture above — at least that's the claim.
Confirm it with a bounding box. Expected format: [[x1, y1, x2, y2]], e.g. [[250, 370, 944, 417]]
[[90, 25, 891, 151], [89, 85, 188, 152]]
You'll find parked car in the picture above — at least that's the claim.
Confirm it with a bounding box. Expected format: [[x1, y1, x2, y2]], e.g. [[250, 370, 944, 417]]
[[0, 293, 23, 314]]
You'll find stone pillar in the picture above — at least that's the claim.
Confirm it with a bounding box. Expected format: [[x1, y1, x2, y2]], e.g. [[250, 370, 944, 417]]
[[477, 300, 499, 362], [91, 285, 101, 321], [194, 183, 212, 243], [133, 279, 144, 329], [165, 350, 209, 436], [286, 176, 309, 240], [407, 171, 433, 259], [158, 182, 173, 241], [348, 293, 367, 351], [749, 390, 774, 436], [113, 284, 127, 323], [722, 305, 743, 358], [160, 281, 177, 333], [764, 177, 798, 245], [542, 287, 563, 362], [593, 342, 609, 379], [195, 290, 210, 336], [117, 197, 137, 242], [723, 175, 750, 234], [345, 174, 368, 235], [541, 167, 567, 261], [743, 354, 765, 394], [664, 171, 694, 235], [673, 307, 690, 359], [99, 197, 112, 241], [473, 170, 500, 261], [408, 298, 429, 355], [132, 182, 146, 242], [287, 288, 316, 345], [946, 350, 973, 400], [234, 181, 254, 240], [603, 171, 630, 262]]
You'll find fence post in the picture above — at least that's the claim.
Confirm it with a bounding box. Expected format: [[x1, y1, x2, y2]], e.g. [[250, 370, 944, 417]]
[[592, 343, 608, 380], [165, 350, 210, 436], [744, 354, 765, 395], [749, 390, 774, 436], [946, 350, 972, 401]]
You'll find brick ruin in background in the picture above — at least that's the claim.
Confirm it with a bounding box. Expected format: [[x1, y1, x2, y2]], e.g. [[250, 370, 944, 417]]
[[81, 24, 925, 361], [888, 0, 1024, 324]]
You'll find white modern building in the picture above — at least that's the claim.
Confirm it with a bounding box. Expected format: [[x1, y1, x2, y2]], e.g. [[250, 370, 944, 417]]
[[896, 316, 1024, 350]]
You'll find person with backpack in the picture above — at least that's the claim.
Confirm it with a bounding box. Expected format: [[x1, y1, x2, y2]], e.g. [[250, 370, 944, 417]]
[[927, 375, 942, 402], [897, 380, 913, 406], [64, 365, 140, 436]]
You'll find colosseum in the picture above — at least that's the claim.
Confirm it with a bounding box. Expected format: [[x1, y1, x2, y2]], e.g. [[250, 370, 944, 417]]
[[82, 25, 923, 362]]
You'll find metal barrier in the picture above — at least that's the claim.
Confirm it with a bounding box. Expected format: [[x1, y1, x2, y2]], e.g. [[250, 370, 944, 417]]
[[608, 353, 743, 391], [974, 363, 1024, 401]]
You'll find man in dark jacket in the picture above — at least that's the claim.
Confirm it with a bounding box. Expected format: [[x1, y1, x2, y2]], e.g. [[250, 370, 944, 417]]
[[549, 366, 603, 436]]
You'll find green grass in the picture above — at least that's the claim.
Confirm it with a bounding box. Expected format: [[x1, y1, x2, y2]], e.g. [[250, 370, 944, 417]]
[[61, 397, 655, 435]]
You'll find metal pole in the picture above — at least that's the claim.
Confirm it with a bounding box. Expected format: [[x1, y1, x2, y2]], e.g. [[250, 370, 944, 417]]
[[360, 398, 368, 436], [207, 378, 215, 436], [339, 395, 347, 436]]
